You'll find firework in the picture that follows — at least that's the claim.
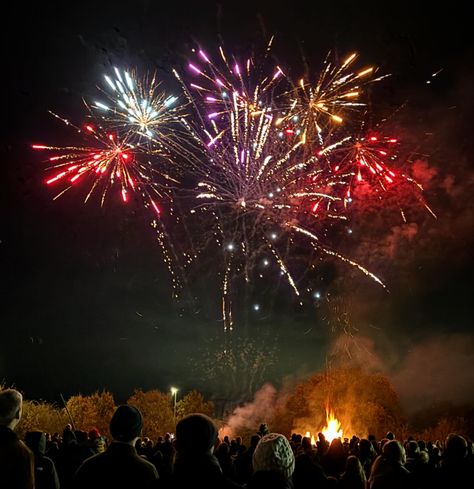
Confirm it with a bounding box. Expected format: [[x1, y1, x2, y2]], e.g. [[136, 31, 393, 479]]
[[33, 41, 433, 334], [319, 131, 399, 195], [91, 68, 193, 160], [176, 42, 386, 332], [276, 52, 388, 146], [33, 112, 172, 209]]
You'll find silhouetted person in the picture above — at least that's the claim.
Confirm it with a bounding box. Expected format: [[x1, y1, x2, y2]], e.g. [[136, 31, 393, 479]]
[[358, 438, 376, 478], [24, 431, 60, 489], [339, 455, 367, 489], [257, 423, 269, 437], [170, 413, 241, 488], [159, 432, 175, 478], [293, 435, 328, 489], [317, 432, 330, 457], [73, 405, 158, 488], [437, 433, 473, 488], [234, 434, 260, 483], [323, 438, 347, 477], [216, 439, 234, 478], [249, 433, 295, 488], [0, 388, 35, 489], [369, 440, 412, 489]]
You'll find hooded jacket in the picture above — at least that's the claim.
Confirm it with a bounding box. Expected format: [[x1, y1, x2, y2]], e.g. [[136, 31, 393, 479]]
[[0, 425, 35, 489]]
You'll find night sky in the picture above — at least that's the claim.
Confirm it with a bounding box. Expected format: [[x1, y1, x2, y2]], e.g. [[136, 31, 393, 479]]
[[2, 1, 473, 410]]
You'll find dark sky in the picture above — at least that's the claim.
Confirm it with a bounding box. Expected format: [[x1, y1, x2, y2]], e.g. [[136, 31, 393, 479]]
[[2, 1, 473, 407]]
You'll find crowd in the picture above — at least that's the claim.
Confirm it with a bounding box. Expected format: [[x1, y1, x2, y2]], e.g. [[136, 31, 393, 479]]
[[1, 388, 472, 488]]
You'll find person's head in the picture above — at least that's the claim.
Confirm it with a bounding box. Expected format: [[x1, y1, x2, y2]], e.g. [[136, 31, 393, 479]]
[[62, 425, 77, 445], [444, 434, 467, 461], [175, 413, 217, 456], [343, 455, 366, 482], [406, 440, 420, 458], [302, 436, 312, 450], [75, 430, 88, 444], [359, 438, 373, 456], [217, 441, 229, 455], [386, 431, 395, 440], [25, 431, 47, 454], [252, 433, 295, 480], [382, 440, 406, 465], [109, 405, 143, 444], [0, 389, 23, 430], [327, 437, 344, 454]]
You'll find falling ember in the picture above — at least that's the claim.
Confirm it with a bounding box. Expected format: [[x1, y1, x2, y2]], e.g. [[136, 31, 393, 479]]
[[321, 411, 343, 443]]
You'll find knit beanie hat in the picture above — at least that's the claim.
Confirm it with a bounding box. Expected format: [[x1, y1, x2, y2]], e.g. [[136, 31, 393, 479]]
[[176, 413, 217, 454], [88, 428, 100, 440], [110, 405, 143, 442], [253, 433, 295, 478]]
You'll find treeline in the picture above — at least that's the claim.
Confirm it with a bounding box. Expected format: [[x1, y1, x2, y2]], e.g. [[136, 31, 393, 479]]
[[6, 368, 473, 443], [16, 389, 213, 440]]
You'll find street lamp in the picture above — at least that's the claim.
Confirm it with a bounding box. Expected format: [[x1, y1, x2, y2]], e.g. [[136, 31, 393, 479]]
[[171, 387, 178, 421]]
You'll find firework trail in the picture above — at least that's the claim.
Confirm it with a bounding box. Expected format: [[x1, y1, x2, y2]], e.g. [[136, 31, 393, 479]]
[[33, 111, 187, 297]]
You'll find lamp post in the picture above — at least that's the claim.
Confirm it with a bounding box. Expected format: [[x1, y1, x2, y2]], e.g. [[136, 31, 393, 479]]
[[171, 387, 178, 422]]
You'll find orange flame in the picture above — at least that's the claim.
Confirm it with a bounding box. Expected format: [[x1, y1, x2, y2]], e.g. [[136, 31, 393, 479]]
[[304, 431, 317, 447], [321, 411, 343, 443]]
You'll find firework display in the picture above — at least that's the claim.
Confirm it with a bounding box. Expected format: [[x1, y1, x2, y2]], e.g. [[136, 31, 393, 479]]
[[33, 40, 431, 330], [175, 43, 395, 330]]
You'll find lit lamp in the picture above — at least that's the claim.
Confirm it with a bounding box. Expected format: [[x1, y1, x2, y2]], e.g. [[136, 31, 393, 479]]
[[171, 387, 178, 421]]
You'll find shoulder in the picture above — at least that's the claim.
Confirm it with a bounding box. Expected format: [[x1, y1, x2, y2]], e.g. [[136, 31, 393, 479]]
[[133, 454, 159, 476], [39, 455, 56, 469], [16, 439, 34, 461], [75, 452, 105, 473]]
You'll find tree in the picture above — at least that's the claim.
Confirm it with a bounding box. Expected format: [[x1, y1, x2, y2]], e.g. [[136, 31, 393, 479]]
[[176, 390, 214, 420], [271, 368, 404, 439], [17, 400, 68, 439], [127, 389, 175, 440], [66, 390, 116, 437]]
